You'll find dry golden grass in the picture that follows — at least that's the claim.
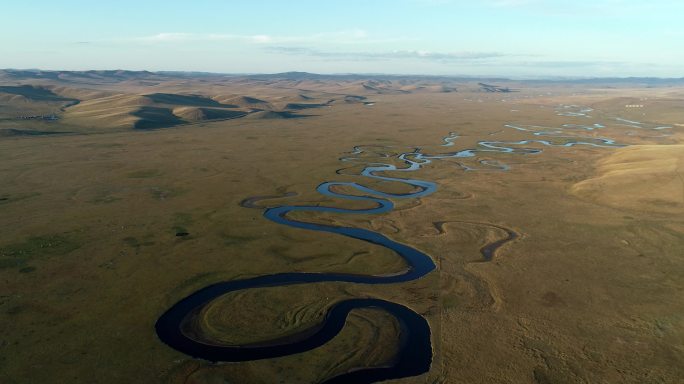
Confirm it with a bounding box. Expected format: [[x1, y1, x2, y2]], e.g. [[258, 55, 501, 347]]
[[1, 71, 683, 384], [573, 145, 684, 213]]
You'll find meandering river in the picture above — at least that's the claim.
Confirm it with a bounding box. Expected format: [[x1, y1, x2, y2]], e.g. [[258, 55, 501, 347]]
[[156, 105, 668, 383]]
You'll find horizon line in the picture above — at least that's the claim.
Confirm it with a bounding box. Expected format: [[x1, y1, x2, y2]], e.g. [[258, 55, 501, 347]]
[[2, 68, 684, 82]]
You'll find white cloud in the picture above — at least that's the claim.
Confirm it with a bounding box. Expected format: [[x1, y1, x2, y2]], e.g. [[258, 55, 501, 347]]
[[267, 47, 513, 62], [250, 35, 273, 44], [127, 29, 385, 45], [134, 33, 271, 44]]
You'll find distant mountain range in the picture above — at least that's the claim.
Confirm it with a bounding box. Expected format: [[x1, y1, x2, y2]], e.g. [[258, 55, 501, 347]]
[[3, 69, 683, 85], [2, 68, 683, 136]]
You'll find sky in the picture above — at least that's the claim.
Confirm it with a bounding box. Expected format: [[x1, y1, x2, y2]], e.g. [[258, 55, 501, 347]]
[[1, 0, 683, 78]]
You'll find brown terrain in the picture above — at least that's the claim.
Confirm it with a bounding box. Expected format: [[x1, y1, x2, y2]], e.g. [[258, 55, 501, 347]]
[[1, 70, 683, 383]]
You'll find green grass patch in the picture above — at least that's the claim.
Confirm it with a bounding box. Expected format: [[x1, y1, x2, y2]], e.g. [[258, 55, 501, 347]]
[[93, 196, 121, 204], [123, 236, 155, 249], [174, 212, 193, 225], [442, 295, 459, 311], [222, 233, 256, 246], [172, 226, 188, 235], [0, 234, 80, 269], [0, 192, 41, 205], [90, 193, 122, 204], [172, 212, 194, 236], [168, 271, 224, 300], [127, 169, 162, 178], [151, 187, 182, 200]]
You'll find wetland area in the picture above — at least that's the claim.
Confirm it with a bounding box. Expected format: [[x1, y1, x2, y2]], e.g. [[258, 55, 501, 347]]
[[1, 71, 684, 383]]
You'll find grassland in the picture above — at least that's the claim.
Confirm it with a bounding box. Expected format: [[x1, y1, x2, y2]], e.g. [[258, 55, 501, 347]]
[[0, 70, 683, 383]]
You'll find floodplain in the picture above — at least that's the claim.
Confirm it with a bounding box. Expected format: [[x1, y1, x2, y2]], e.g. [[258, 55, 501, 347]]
[[1, 71, 683, 383]]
